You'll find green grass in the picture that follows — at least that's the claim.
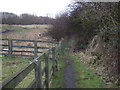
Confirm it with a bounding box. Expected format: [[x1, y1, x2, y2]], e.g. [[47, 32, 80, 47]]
[[70, 54, 107, 88], [1, 55, 57, 88], [2, 24, 50, 32], [50, 55, 66, 88], [50, 51, 107, 88], [2, 56, 30, 82], [2, 25, 31, 36], [2, 25, 29, 31], [1, 47, 108, 88], [18, 24, 51, 29], [15, 69, 35, 88], [2, 24, 50, 38], [2, 24, 51, 40]]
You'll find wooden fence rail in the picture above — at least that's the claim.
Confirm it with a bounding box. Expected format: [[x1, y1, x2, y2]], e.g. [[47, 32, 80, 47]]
[[0, 39, 58, 58], [1, 45, 60, 89]]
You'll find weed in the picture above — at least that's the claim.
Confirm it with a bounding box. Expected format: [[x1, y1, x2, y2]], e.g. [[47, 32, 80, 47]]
[[50, 54, 65, 88], [2, 56, 29, 81], [70, 55, 107, 88]]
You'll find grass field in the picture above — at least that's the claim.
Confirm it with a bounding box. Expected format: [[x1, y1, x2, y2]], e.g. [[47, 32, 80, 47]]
[[1, 24, 55, 56], [1, 55, 54, 88], [1, 24, 56, 88], [2, 56, 30, 82], [2, 24, 51, 40]]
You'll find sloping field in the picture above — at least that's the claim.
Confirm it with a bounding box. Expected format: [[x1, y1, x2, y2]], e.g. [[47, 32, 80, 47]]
[[1, 24, 55, 56], [1, 24, 56, 87], [2, 24, 52, 41]]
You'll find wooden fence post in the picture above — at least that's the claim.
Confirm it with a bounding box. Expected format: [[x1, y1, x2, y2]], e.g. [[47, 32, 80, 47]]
[[52, 47, 55, 76], [34, 59, 42, 88], [53, 47, 58, 71], [8, 39, 12, 58], [44, 53, 49, 88], [34, 41, 37, 58]]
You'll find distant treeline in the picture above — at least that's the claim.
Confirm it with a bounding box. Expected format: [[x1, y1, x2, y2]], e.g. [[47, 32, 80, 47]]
[[0, 12, 54, 25]]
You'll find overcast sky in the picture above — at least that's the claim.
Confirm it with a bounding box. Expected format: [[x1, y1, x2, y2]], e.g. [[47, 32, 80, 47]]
[[0, 0, 72, 18]]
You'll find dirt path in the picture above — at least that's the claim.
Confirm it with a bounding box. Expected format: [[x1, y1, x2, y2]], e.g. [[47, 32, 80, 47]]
[[63, 58, 76, 88]]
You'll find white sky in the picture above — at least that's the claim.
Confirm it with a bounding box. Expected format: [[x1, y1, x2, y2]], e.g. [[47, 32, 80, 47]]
[[0, 0, 72, 18]]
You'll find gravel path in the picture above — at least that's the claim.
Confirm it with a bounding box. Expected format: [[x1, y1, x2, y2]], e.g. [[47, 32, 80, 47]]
[[63, 58, 76, 88]]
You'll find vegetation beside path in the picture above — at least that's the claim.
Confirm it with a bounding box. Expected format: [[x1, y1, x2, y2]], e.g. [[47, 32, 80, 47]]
[[50, 51, 107, 88], [70, 54, 107, 88], [50, 55, 65, 88]]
